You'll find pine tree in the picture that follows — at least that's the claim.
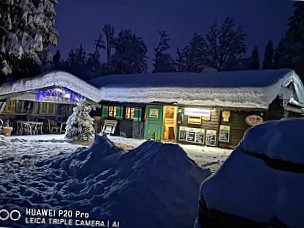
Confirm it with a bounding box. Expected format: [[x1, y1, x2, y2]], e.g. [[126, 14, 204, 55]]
[[175, 48, 186, 72], [249, 47, 260, 70], [153, 31, 175, 73], [273, 38, 287, 69], [103, 24, 115, 64], [86, 35, 105, 78], [65, 99, 95, 142], [275, 2, 304, 79], [110, 29, 148, 74], [0, 0, 58, 82], [262, 40, 274, 69], [65, 45, 88, 79], [183, 33, 206, 72]]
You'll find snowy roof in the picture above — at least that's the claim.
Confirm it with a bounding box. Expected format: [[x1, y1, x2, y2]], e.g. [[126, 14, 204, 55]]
[[1, 69, 303, 110], [90, 69, 304, 109], [0, 71, 102, 102]]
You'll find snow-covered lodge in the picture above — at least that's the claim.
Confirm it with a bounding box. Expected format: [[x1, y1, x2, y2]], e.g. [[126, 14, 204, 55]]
[[0, 68, 303, 148]]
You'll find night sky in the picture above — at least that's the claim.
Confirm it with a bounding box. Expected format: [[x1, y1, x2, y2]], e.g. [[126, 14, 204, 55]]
[[52, 0, 294, 71]]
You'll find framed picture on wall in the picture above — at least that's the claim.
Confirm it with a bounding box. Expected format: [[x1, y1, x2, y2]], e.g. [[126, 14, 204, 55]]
[[178, 126, 187, 141], [195, 129, 205, 144], [206, 130, 217, 146], [219, 125, 230, 142], [149, 109, 159, 118]]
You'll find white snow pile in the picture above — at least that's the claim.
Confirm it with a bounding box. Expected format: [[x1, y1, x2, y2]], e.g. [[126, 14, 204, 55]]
[[0, 135, 7, 146], [1, 135, 210, 228], [241, 119, 304, 164], [201, 119, 304, 228]]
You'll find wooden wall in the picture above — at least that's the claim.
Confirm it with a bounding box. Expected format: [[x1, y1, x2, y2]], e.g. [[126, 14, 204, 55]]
[[178, 107, 265, 148], [218, 110, 252, 148], [178, 107, 220, 146]]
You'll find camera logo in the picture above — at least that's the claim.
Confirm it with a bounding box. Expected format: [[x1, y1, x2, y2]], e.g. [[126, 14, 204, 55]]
[[0, 209, 21, 221]]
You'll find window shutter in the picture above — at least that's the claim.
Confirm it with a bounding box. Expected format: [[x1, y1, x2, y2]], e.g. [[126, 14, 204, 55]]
[[102, 105, 109, 118], [116, 106, 123, 120], [134, 108, 142, 122]]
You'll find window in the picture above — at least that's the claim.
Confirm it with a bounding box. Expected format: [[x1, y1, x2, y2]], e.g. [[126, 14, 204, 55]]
[[125, 107, 142, 121], [165, 107, 175, 119], [4, 100, 16, 113], [103, 105, 123, 119], [109, 106, 116, 118], [125, 107, 135, 120]]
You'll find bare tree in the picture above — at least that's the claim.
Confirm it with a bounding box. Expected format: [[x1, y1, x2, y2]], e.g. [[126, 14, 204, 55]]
[[153, 31, 175, 73], [204, 18, 247, 71], [103, 24, 115, 63]]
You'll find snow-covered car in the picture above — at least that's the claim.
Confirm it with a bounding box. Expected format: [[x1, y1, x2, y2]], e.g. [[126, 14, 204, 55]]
[[194, 119, 304, 228]]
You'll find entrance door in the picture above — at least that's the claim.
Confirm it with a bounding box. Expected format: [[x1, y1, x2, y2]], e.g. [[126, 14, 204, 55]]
[[163, 106, 178, 142], [144, 105, 163, 140]]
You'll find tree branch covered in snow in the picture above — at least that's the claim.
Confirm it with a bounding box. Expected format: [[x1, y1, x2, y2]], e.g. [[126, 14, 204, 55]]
[[0, 0, 58, 80]]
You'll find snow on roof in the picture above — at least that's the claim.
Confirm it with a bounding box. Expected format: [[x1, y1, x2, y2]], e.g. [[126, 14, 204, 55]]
[[1, 69, 303, 110], [0, 71, 102, 102], [90, 69, 304, 109]]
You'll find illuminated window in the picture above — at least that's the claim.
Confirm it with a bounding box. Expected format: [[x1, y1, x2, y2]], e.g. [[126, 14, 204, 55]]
[[165, 107, 175, 119], [125, 107, 135, 120], [4, 100, 16, 113], [125, 107, 142, 121], [109, 106, 116, 118]]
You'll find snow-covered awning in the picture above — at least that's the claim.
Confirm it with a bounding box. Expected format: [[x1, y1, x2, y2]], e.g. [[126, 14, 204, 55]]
[[0, 71, 102, 103], [90, 69, 304, 110]]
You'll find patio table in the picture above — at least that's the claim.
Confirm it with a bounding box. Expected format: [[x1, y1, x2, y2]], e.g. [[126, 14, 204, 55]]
[[16, 121, 43, 135]]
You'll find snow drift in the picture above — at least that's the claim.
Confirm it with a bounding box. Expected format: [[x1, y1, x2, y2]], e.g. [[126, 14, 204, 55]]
[[200, 119, 304, 228], [0, 135, 210, 228]]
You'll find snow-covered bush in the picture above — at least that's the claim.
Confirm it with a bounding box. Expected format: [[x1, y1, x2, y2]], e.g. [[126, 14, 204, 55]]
[[65, 99, 95, 141]]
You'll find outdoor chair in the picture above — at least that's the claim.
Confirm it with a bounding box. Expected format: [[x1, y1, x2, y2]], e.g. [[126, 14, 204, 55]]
[[48, 119, 60, 133], [0, 119, 3, 134]]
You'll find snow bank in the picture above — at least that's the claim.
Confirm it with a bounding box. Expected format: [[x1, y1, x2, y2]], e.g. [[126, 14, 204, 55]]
[[201, 119, 304, 228], [1, 135, 210, 228], [241, 118, 304, 165], [38, 135, 123, 179]]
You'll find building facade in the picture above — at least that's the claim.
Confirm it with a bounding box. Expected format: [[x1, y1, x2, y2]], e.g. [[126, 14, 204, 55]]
[[1, 69, 303, 148]]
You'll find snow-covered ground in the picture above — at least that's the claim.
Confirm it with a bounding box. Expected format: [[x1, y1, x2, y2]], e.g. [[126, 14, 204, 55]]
[[0, 135, 80, 175], [0, 134, 232, 175], [0, 134, 213, 228], [107, 135, 232, 173]]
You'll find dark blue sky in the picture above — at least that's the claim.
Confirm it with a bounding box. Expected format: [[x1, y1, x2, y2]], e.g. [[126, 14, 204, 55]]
[[52, 0, 294, 71]]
